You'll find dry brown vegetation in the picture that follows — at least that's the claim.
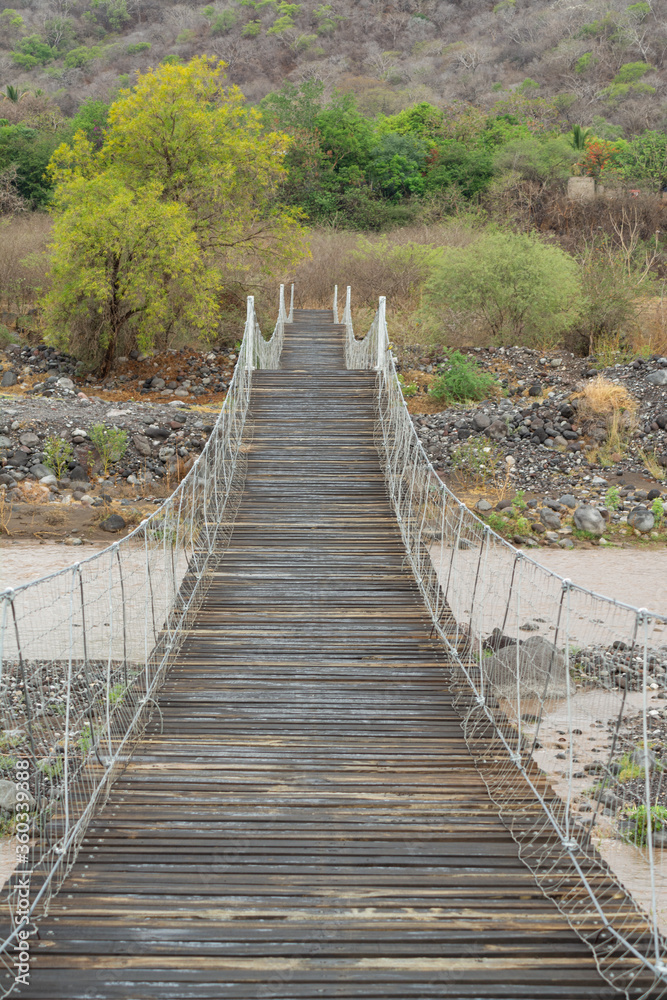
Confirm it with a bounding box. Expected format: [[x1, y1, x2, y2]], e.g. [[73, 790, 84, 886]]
[[0, 214, 51, 313], [3, 0, 667, 134]]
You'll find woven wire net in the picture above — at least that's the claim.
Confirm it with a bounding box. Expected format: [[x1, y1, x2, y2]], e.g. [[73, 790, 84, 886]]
[[0, 287, 290, 993], [343, 289, 667, 1000]]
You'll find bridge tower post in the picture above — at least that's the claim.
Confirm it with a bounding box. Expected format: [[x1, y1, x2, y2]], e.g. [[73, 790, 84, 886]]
[[376, 295, 386, 371], [246, 296, 255, 371]]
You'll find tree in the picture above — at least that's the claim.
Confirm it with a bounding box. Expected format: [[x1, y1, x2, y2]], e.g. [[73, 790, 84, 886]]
[[616, 130, 667, 190], [44, 57, 305, 372], [422, 230, 583, 345]]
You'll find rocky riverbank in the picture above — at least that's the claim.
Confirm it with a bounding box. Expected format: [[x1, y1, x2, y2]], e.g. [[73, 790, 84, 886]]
[[400, 343, 667, 550]]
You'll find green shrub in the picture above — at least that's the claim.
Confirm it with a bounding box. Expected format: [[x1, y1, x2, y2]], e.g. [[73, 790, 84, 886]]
[[422, 230, 583, 347], [397, 373, 417, 398], [127, 41, 151, 54], [88, 424, 128, 474], [211, 10, 237, 34], [44, 436, 73, 478], [428, 350, 498, 403], [11, 35, 54, 70], [64, 45, 103, 69], [451, 436, 502, 486], [605, 485, 621, 510], [623, 803, 667, 846]]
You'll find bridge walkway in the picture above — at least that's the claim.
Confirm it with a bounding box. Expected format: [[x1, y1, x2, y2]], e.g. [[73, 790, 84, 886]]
[[25, 311, 615, 998]]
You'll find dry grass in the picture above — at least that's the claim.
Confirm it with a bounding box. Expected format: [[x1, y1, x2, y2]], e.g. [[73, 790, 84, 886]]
[[574, 376, 638, 421], [289, 222, 477, 311], [638, 448, 667, 481], [632, 297, 667, 358], [0, 491, 12, 536], [574, 375, 639, 466], [0, 214, 51, 314], [15, 482, 50, 504]]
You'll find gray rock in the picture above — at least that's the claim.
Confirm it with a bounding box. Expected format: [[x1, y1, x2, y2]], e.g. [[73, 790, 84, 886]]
[[7, 451, 28, 467], [540, 507, 561, 530], [0, 473, 14, 487], [0, 778, 34, 812], [56, 377, 75, 390], [132, 434, 152, 457], [528, 383, 542, 396], [486, 419, 507, 439], [628, 506, 655, 533], [558, 494, 577, 509], [19, 432, 39, 447], [1, 371, 17, 387], [69, 465, 89, 482], [591, 476, 608, 486], [573, 505, 605, 535], [472, 412, 491, 430], [647, 369, 667, 385], [485, 634, 568, 700], [0, 435, 11, 449], [29, 463, 51, 480], [630, 747, 658, 771], [39, 474, 57, 486], [559, 538, 575, 549], [150, 377, 166, 390], [476, 499, 493, 512], [100, 513, 126, 533]]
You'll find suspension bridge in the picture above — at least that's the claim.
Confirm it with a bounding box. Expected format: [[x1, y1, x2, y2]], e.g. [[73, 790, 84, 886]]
[[1, 290, 666, 999]]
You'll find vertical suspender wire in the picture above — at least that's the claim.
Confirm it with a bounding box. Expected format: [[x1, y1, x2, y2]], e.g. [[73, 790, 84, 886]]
[[106, 548, 114, 760], [640, 609, 662, 970], [564, 580, 574, 845], [63, 567, 77, 845], [514, 555, 522, 761]]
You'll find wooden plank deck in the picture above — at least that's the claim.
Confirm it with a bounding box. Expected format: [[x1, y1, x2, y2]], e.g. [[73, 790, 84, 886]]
[[22, 311, 625, 998]]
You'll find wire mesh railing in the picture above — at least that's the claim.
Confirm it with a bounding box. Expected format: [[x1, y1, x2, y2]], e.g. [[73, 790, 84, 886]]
[[342, 287, 667, 1000], [0, 284, 291, 994]]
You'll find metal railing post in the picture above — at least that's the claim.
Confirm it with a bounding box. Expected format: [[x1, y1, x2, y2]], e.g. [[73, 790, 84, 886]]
[[344, 285, 351, 325], [246, 295, 255, 372], [375, 295, 386, 371], [333, 284, 338, 323], [288, 283, 294, 322]]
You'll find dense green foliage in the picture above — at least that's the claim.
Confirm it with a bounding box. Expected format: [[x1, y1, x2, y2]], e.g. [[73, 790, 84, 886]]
[[422, 231, 583, 346], [42, 57, 304, 372], [428, 351, 499, 403]]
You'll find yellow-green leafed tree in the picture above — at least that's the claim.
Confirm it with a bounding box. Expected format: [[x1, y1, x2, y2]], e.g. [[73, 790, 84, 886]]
[[43, 56, 306, 373]]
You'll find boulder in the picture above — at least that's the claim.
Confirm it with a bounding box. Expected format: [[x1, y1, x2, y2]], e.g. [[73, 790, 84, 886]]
[[472, 412, 491, 430], [485, 634, 568, 701], [29, 463, 51, 480], [132, 434, 152, 457], [628, 506, 655, 533], [1, 371, 17, 387], [573, 505, 605, 535], [69, 465, 89, 482], [100, 513, 126, 533], [647, 370, 667, 385], [539, 507, 561, 531], [0, 778, 34, 812]]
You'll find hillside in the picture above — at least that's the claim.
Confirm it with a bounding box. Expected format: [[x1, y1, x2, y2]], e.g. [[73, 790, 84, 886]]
[[1, 0, 666, 133]]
